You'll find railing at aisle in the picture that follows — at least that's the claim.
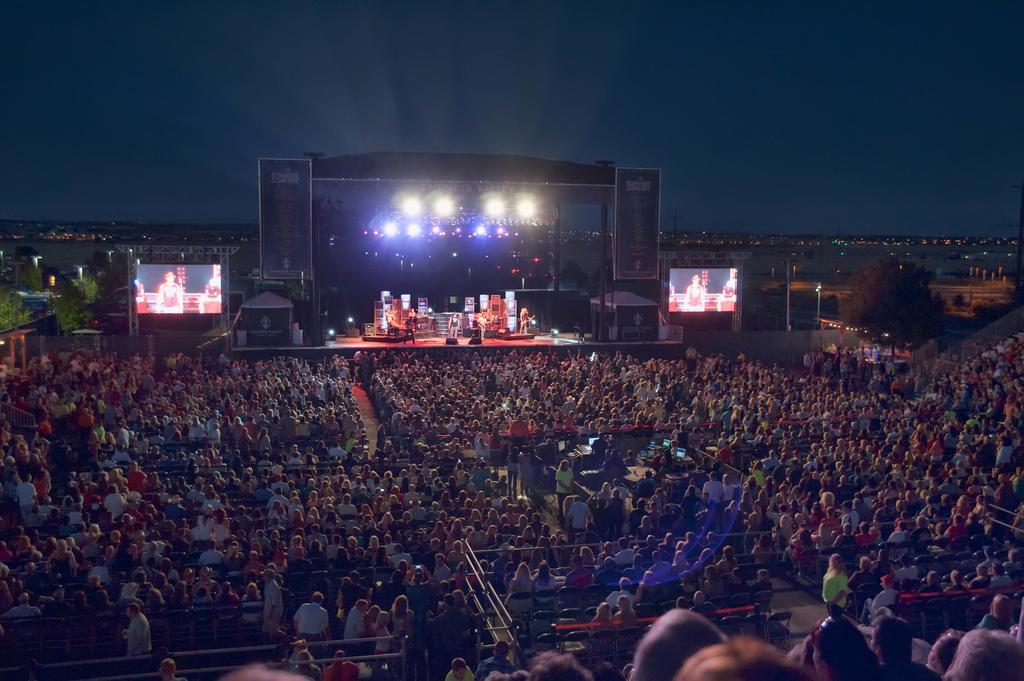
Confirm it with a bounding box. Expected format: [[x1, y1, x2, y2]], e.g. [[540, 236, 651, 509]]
[[463, 542, 519, 662]]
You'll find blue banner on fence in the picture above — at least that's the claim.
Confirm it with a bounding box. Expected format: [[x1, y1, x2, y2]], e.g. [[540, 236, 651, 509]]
[[614, 168, 661, 280], [259, 158, 312, 280]]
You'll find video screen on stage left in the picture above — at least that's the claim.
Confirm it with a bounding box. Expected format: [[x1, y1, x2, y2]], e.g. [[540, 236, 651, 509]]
[[668, 268, 738, 313], [135, 264, 222, 315]]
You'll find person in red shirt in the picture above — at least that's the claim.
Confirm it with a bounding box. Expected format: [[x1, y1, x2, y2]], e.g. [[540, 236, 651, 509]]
[[126, 463, 148, 494], [323, 650, 359, 681]]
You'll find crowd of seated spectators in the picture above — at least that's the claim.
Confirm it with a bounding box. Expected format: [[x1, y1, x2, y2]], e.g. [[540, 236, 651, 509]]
[[2, 329, 1024, 680]]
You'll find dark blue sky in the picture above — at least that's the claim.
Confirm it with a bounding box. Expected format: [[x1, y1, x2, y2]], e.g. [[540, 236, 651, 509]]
[[2, 1, 1022, 234]]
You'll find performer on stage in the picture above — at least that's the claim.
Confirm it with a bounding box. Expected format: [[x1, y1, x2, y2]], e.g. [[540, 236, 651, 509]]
[[385, 308, 401, 336], [682, 274, 707, 312], [518, 307, 531, 334], [448, 313, 462, 338], [156, 271, 184, 314], [405, 309, 417, 344]]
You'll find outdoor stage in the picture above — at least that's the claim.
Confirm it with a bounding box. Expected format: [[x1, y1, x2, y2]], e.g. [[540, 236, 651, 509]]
[[233, 333, 686, 358], [333, 332, 582, 349]]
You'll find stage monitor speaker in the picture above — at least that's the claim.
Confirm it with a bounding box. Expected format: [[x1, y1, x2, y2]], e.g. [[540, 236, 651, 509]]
[[445, 337, 459, 345], [468, 336, 483, 345]]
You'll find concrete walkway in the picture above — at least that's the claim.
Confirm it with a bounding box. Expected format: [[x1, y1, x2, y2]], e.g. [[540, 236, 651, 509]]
[[353, 385, 379, 455]]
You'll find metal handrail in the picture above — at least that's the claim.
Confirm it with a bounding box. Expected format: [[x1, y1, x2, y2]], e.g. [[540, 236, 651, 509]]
[[68, 650, 405, 681], [0, 635, 403, 677], [464, 542, 518, 653], [0, 401, 37, 429]]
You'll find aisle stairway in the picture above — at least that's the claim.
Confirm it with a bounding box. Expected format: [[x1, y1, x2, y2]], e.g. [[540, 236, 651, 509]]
[[352, 384, 379, 454]]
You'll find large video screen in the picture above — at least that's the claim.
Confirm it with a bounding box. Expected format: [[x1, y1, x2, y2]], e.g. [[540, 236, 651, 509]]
[[668, 268, 738, 313], [136, 264, 222, 314]]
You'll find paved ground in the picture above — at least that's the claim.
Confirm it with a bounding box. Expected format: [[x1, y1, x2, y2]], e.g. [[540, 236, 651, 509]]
[[771, 576, 827, 646], [352, 385, 379, 454]]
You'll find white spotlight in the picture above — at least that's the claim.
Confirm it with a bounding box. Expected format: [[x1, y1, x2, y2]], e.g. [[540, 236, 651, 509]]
[[382, 222, 399, 238], [430, 225, 441, 235], [474, 225, 487, 237], [401, 196, 422, 217], [434, 196, 455, 216], [406, 223, 422, 237], [515, 197, 537, 219], [484, 197, 505, 218]]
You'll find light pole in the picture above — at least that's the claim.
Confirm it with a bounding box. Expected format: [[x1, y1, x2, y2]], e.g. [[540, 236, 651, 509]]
[[816, 282, 822, 328], [785, 254, 792, 331], [1014, 181, 1024, 301]]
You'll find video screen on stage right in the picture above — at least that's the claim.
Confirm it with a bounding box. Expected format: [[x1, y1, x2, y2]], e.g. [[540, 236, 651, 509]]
[[668, 268, 738, 313]]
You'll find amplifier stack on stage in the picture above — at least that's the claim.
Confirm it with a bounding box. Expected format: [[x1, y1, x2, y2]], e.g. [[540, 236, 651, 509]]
[[360, 290, 536, 345]]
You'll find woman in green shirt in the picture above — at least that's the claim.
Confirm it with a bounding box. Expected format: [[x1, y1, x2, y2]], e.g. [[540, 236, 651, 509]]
[[822, 553, 848, 620], [555, 460, 574, 520]]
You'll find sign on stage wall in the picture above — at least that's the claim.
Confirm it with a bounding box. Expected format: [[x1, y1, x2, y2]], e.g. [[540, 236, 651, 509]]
[[259, 158, 312, 280], [614, 168, 661, 280]]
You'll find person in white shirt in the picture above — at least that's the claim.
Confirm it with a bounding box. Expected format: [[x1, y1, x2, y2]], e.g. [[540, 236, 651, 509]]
[[860, 575, 899, 624], [198, 543, 223, 566], [16, 477, 37, 515], [293, 592, 330, 640], [613, 538, 635, 567], [605, 577, 635, 608], [390, 544, 412, 568], [566, 496, 592, 537], [702, 472, 725, 505], [104, 490, 126, 518], [343, 599, 368, 639], [262, 568, 283, 638], [2, 592, 41, 618]]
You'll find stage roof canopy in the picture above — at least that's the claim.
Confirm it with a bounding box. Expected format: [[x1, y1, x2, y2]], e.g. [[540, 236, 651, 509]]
[[313, 152, 615, 186], [311, 152, 617, 207]]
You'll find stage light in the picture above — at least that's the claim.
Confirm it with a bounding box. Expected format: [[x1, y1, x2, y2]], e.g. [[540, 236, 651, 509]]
[[431, 225, 441, 235], [515, 196, 537, 218], [400, 196, 422, 217], [428, 307, 433, 313], [552, 328, 559, 336], [382, 222, 399, 238], [452, 252, 458, 257], [346, 317, 354, 324], [474, 225, 487, 237], [434, 196, 455, 216], [406, 223, 422, 237], [484, 196, 505, 218], [326, 328, 336, 339], [497, 227, 506, 236]]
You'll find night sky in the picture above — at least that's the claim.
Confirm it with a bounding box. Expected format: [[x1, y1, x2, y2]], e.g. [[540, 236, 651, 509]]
[[2, 1, 1023, 234]]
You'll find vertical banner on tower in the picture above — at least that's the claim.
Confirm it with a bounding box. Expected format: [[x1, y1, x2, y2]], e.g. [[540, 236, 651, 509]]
[[613, 168, 661, 280], [259, 158, 313, 280]]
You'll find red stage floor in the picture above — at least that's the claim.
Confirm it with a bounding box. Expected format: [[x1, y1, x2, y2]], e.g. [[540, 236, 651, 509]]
[[327, 333, 586, 349], [233, 333, 684, 354]]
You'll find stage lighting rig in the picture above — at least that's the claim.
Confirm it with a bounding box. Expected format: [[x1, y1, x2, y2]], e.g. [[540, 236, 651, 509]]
[[515, 196, 537, 218], [484, 197, 505, 218], [434, 196, 455, 216], [400, 196, 422, 217]]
